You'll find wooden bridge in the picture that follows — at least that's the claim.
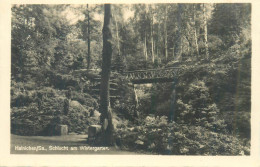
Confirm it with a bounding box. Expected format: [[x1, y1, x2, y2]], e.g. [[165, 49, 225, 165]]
[[73, 67, 180, 114], [123, 67, 181, 84], [74, 67, 181, 84]]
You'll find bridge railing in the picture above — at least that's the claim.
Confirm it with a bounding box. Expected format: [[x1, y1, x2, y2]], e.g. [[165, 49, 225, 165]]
[[73, 67, 182, 83], [123, 67, 181, 81]]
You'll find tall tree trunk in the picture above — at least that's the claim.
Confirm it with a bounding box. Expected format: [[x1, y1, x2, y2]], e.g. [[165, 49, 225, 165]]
[[172, 47, 174, 58], [87, 4, 91, 69], [193, 4, 199, 59], [184, 33, 192, 57], [203, 3, 209, 60], [99, 4, 114, 145], [133, 85, 139, 118], [144, 31, 148, 61], [150, 7, 154, 63], [174, 4, 182, 61], [114, 14, 121, 56], [164, 6, 168, 61]]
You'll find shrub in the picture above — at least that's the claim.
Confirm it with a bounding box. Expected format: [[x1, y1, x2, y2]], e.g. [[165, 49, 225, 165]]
[[11, 105, 55, 136], [11, 92, 34, 107], [11, 84, 99, 136], [115, 115, 249, 155], [48, 72, 79, 90], [71, 91, 98, 109], [175, 80, 227, 132]]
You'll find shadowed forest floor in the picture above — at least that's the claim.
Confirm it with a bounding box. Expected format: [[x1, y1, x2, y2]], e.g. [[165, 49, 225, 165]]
[[11, 134, 141, 154]]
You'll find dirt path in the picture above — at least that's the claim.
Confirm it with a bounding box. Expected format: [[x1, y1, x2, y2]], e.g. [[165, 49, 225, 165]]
[[11, 134, 140, 154]]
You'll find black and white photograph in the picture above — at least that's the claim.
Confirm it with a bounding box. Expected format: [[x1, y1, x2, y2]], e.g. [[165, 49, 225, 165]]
[[0, 0, 260, 167], [9, 3, 252, 156], [1, 0, 260, 166]]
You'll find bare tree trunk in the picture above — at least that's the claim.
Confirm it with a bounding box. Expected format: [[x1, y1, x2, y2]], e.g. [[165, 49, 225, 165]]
[[184, 33, 192, 57], [133, 85, 139, 118], [203, 3, 209, 60], [174, 4, 182, 61], [151, 11, 154, 63], [87, 4, 91, 69], [99, 4, 114, 146], [172, 47, 174, 58], [194, 27, 199, 58], [193, 4, 199, 59], [114, 14, 121, 55], [164, 6, 168, 61], [144, 31, 148, 61]]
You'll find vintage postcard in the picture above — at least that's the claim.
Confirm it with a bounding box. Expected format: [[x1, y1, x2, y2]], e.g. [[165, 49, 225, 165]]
[[0, 0, 260, 166]]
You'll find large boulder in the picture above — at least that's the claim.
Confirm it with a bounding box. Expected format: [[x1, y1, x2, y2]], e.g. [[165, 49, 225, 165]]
[[70, 100, 90, 116], [90, 110, 101, 117]]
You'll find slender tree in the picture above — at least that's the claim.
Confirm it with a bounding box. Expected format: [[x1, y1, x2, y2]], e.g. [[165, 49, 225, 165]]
[[99, 4, 114, 145], [144, 31, 148, 61], [164, 5, 168, 61], [150, 6, 155, 63], [203, 3, 209, 59], [174, 4, 183, 61], [193, 4, 199, 58], [112, 10, 121, 56], [87, 4, 91, 69], [76, 4, 102, 70]]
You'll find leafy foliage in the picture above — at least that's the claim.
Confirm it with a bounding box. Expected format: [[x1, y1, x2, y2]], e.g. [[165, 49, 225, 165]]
[[115, 115, 249, 155], [175, 80, 226, 132], [11, 84, 99, 135]]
